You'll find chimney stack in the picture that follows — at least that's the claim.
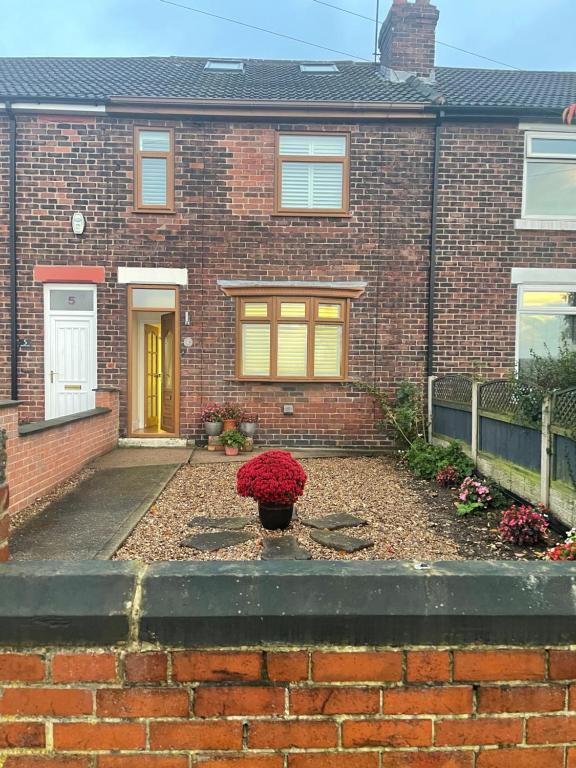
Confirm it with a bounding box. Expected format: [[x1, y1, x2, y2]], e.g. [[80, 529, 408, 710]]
[[379, 0, 439, 80]]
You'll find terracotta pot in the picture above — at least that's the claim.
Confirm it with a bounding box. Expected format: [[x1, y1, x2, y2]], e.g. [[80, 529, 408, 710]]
[[258, 501, 293, 531], [222, 419, 237, 432], [224, 445, 239, 456], [204, 421, 223, 436]]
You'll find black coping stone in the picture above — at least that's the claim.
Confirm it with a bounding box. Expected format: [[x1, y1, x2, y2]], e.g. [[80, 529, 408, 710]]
[[261, 536, 312, 560], [18, 408, 110, 436], [180, 531, 255, 552], [4, 562, 576, 648], [0, 561, 138, 645], [301, 513, 368, 530], [310, 530, 374, 553], [188, 515, 252, 531]]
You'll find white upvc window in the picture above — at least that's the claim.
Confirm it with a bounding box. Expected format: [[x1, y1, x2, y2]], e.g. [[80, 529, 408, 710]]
[[523, 131, 576, 220], [516, 284, 576, 372]]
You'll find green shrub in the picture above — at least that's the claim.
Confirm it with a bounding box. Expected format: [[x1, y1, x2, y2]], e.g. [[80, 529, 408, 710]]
[[406, 439, 473, 482], [513, 343, 576, 425], [350, 380, 427, 447]]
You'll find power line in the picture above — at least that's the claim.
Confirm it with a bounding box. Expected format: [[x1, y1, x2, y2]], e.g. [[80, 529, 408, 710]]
[[312, 0, 521, 71], [158, 0, 372, 61]]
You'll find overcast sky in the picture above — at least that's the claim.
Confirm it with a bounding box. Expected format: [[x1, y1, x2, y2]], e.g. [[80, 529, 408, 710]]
[[1, 0, 575, 71]]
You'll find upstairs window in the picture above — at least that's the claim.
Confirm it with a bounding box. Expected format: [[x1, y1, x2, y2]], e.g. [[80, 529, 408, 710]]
[[299, 63, 339, 73], [276, 133, 349, 215], [134, 128, 174, 212], [517, 285, 576, 372], [204, 60, 244, 71], [523, 132, 576, 219]]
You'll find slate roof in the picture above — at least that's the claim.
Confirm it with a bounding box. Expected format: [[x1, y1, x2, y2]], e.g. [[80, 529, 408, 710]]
[[0, 56, 574, 112]]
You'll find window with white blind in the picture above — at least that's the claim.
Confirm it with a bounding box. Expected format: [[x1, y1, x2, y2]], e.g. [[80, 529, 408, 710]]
[[276, 133, 349, 215], [135, 128, 174, 212], [237, 296, 348, 380]]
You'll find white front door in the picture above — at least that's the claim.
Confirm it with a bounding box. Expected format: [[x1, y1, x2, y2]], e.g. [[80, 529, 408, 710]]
[[44, 284, 97, 420]]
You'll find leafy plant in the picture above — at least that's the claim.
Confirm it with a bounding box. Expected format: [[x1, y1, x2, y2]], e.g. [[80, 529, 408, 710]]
[[218, 429, 247, 449], [546, 541, 576, 560], [350, 381, 427, 447], [200, 401, 224, 423], [436, 465, 459, 487], [455, 477, 492, 516], [406, 439, 473, 482], [499, 503, 549, 546], [220, 402, 245, 422]]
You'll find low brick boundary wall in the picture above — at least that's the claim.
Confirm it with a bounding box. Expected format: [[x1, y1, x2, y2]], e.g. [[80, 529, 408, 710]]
[[0, 389, 118, 521], [2, 562, 576, 766]]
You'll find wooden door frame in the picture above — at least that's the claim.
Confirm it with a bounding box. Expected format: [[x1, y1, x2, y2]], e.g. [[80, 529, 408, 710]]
[[127, 284, 180, 437]]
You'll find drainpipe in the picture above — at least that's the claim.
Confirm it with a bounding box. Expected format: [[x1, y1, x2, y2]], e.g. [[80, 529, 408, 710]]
[[6, 102, 18, 401], [426, 108, 444, 378]]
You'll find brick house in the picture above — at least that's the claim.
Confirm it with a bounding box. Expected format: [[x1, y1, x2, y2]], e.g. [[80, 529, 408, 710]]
[[0, 0, 575, 448]]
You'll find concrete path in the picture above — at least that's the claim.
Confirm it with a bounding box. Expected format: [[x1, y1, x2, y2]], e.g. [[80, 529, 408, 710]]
[[10, 448, 191, 560]]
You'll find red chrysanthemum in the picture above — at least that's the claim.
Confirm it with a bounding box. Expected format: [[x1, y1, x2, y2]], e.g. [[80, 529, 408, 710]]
[[236, 450, 307, 505]]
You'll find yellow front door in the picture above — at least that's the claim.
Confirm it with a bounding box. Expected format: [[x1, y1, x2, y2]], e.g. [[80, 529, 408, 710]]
[[144, 324, 160, 428]]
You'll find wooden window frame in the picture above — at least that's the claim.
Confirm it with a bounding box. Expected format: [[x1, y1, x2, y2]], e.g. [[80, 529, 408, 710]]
[[134, 127, 175, 213], [274, 131, 350, 217], [234, 294, 351, 382]]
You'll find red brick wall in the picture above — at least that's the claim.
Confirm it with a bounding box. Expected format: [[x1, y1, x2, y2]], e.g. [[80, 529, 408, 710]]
[[1, 645, 576, 766], [0, 114, 435, 447], [434, 122, 576, 378], [0, 389, 118, 519]]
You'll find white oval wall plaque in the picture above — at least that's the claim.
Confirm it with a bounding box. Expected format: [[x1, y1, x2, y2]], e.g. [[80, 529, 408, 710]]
[[71, 211, 86, 235], [183, 337, 193, 348]]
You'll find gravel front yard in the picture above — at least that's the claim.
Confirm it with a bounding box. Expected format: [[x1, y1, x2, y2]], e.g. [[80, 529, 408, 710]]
[[115, 456, 470, 562]]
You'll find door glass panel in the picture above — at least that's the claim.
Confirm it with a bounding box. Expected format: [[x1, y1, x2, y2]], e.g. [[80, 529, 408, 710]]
[[277, 324, 308, 377], [50, 290, 94, 311], [280, 302, 306, 318], [132, 288, 176, 309]]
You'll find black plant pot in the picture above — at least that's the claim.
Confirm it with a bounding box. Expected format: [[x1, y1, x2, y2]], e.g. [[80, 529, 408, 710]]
[[258, 501, 294, 531]]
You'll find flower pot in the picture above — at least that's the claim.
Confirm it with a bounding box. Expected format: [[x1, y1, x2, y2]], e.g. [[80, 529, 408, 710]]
[[204, 421, 223, 437], [258, 501, 294, 531], [222, 419, 237, 432], [240, 422, 258, 438], [225, 445, 240, 456]]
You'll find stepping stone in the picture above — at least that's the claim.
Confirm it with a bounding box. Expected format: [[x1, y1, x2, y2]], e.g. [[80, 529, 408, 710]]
[[310, 530, 374, 554], [179, 531, 255, 553], [301, 513, 368, 531], [188, 515, 252, 531], [261, 536, 312, 561]]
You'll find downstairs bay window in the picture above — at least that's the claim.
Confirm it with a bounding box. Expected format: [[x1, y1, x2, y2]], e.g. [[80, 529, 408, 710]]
[[238, 297, 347, 381], [517, 285, 576, 372]]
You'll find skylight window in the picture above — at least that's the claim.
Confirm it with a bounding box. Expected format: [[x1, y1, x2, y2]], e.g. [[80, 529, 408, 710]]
[[299, 63, 339, 73], [204, 60, 244, 72]]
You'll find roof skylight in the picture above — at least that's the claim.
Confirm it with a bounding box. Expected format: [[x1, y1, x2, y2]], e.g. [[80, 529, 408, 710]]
[[204, 60, 244, 72], [299, 63, 339, 73]]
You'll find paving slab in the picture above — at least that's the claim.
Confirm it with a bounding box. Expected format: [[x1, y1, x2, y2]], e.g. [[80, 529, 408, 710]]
[[180, 531, 256, 553], [310, 530, 375, 554], [188, 515, 253, 531], [92, 447, 193, 469], [10, 464, 181, 560], [301, 513, 368, 531], [261, 536, 312, 560]]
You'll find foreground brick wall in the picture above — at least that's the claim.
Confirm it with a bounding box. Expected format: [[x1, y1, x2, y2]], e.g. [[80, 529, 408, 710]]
[[1, 646, 576, 766], [0, 389, 118, 519]]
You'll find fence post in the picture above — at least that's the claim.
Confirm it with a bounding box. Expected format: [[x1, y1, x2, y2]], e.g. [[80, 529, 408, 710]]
[[541, 393, 553, 507], [427, 376, 437, 443], [471, 381, 480, 465]]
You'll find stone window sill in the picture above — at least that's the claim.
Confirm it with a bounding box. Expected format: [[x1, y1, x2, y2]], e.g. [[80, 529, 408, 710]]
[[515, 218, 576, 231]]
